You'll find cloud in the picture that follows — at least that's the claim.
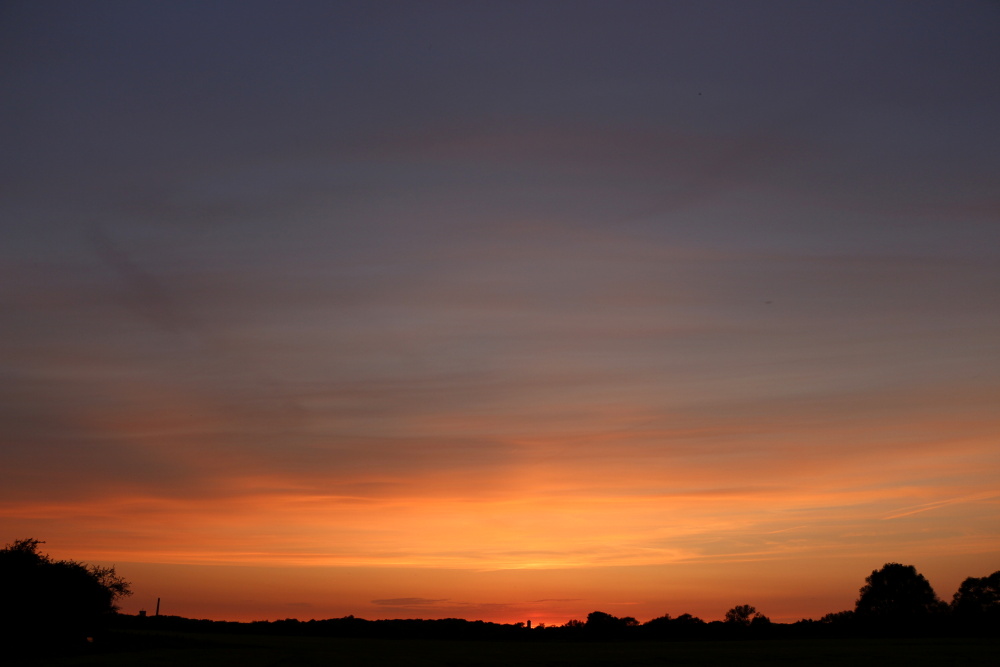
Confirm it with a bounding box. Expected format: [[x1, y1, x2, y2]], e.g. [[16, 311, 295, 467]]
[[86, 223, 198, 336], [881, 493, 1000, 521], [372, 598, 448, 607]]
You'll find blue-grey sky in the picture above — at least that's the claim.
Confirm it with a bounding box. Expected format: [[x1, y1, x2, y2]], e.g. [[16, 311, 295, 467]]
[[2, 1, 999, 624]]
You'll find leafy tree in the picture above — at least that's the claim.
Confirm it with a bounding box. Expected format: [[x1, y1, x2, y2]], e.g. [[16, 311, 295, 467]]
[[724, 604, 756, 626], [724, 604, 768, 626], [89, 564, 132, 602], [584, 611, 637, 637], [642, 612, 707, 639], [585, 610, 617, 627], [951, 570, 1000, 618], [673, 612, 705, 626], [1, 538, 132, 653], [643, 613, 672, 629], [854, 563, 945, 623]]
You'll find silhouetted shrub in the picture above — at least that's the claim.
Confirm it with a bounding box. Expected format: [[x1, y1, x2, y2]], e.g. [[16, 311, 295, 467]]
[[0, 538, 131, 654]]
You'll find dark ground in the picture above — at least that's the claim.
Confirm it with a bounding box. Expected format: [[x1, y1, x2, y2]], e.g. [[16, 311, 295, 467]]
[[35, 630, 1000, 667]]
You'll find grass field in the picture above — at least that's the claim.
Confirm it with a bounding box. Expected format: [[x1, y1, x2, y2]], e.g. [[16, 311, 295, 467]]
[[37, 631, 1000, 667]]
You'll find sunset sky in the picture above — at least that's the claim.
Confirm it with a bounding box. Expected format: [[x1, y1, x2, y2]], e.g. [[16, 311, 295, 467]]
[[2, 1, 999, 625]]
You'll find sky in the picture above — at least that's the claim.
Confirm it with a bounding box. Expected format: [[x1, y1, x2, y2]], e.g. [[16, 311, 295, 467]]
[[2, 0, 999, 625]]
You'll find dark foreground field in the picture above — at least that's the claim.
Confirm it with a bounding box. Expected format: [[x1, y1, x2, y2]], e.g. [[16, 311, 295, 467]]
[[37, 631, 1000, 667]]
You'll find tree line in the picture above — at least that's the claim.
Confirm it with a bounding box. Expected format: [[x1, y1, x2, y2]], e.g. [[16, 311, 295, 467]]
[[122, 562, 1000, 640], [3, 538, 998, 654]]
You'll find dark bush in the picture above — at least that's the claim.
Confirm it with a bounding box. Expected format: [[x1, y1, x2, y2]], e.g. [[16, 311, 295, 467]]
[[0, 538, 132, 654]]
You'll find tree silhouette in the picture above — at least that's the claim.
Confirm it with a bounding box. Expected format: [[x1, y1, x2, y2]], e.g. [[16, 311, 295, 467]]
[[673, 612, 705, 627], [951, 570, 1000, 619], [723, 604, 770, 634], [583, 610, 638, 637], [854, 563, 945, 627], [724, 604, 757, 626], [0, 538, 132, 653]]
